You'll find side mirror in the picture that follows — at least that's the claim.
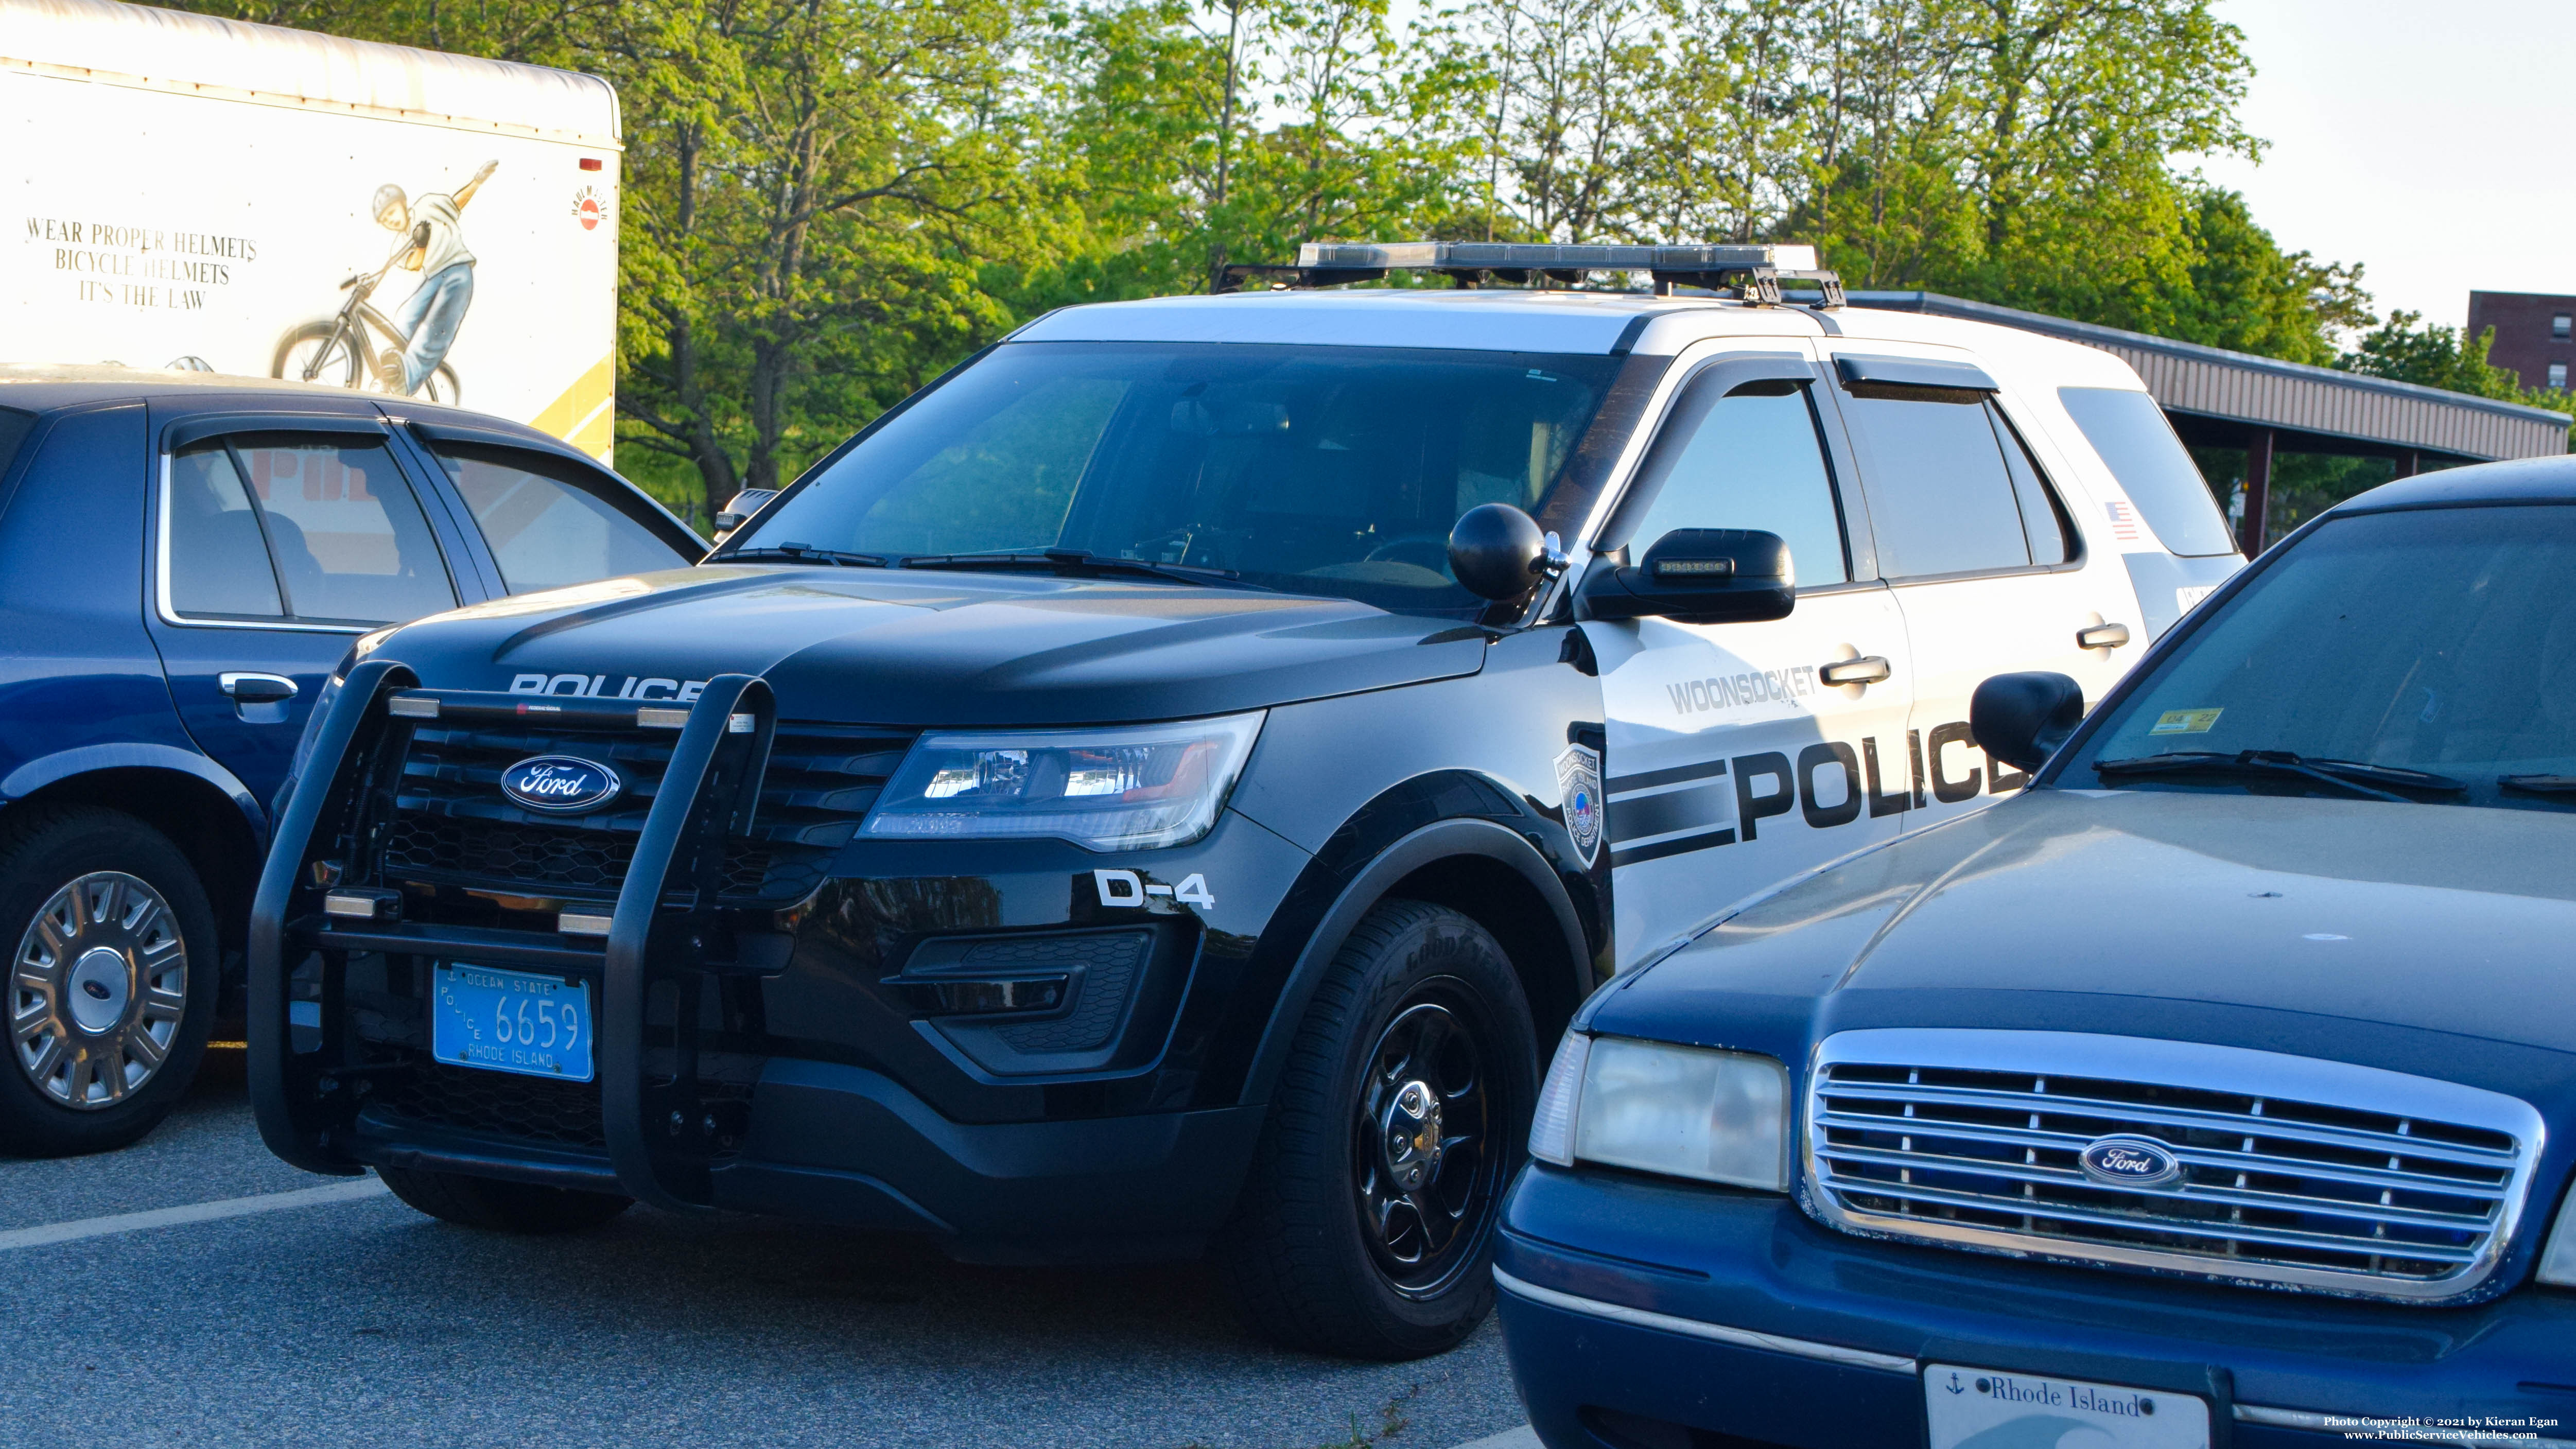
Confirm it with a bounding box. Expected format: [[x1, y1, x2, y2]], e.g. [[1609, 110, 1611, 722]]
[[1970, 672, 2085, 773], [1580, 528, 1794, 624], [712, 487, 780, 543], [1448, 503, 1565, 601]]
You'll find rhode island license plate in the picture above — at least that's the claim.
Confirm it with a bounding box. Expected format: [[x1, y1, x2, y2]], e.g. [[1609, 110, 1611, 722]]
[[431, 964, 595, 1083], [1925, 1363, 2209, 1449]]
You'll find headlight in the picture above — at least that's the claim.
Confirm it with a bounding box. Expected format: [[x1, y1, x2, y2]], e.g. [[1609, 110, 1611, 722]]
[[860, 711, 1265, 851], [1538, 1036, 1788, 1191], [2540, 1180, 2576, 1288]]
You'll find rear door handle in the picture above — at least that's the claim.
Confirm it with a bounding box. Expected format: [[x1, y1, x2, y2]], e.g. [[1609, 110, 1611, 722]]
[[219, 672, 299, 703], [2076, 623, 2132, 650], [1819, 655, 1892, 686]]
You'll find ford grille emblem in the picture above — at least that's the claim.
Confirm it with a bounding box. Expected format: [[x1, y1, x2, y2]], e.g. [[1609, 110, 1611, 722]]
[[2079, 1134, 2182, 1189], [500, 755, 623, 815]]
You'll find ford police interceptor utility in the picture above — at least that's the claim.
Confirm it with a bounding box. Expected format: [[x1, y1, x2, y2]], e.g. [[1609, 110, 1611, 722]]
[[249, 243, 2242, 1359]]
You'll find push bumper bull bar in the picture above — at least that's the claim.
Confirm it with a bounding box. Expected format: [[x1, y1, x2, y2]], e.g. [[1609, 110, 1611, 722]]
[[249, 661, 777, 1212]]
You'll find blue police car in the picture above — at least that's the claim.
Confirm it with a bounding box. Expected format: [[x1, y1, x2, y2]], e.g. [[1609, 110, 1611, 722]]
[[0, 366, 700, 1156], [1498, 456, 2576, 1446]]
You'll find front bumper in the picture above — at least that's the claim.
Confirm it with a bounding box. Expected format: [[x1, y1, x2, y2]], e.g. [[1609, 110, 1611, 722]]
[[1496, 1164, 2576, 1449], [249, 665, 1294, 1261]]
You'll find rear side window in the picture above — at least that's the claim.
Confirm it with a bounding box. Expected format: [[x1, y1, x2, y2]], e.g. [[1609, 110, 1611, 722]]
[[2057, 387, 2237, 557], [166, 433, 458, 624], [430, 443, 691, 593], [0, 408, 33, 483], [166, 445, 285, 618], [1840, 392, 2069, 579], [1620, 377, 1850, 585]]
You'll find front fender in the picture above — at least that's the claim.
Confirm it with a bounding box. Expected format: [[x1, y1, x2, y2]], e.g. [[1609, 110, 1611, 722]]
[[1234, 809, 1592, 1108]]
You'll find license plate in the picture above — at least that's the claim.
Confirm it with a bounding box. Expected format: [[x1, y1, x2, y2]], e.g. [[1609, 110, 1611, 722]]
[[431, 964, 595, 1083], [1925, 1363, 2209, 1449]]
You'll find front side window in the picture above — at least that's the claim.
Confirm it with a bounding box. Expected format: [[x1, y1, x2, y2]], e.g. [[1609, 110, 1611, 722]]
[[432, 443, 692, 592], [1618, 376, 1850, 585], [1840, 390, 2067, 579], [735, 342, 1627, 615], [2067, 505, 2576, 811], [166, 434, 456, 625]]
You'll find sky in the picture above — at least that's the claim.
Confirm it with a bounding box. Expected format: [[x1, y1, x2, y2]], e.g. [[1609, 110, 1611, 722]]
[[2197, 0, 2576, 330]]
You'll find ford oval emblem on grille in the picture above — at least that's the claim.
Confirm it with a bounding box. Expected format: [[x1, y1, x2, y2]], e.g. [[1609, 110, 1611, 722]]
[[500, 755, 623, 815], [2079, 1134, 2181, 1189]]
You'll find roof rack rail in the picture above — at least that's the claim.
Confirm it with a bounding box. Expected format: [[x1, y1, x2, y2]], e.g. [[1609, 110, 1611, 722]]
[[1215, 241, 1844, 307]]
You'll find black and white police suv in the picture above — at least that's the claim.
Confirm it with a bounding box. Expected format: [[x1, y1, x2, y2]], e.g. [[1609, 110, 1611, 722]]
[[249, 243, 2240, 1359]]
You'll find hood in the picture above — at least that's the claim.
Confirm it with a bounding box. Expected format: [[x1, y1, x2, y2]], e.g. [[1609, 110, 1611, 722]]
[[1592, 789, 2576, 1079], [367, 565, 1488, 725]]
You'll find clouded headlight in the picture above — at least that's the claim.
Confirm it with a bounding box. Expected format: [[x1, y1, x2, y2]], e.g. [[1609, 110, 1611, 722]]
[[1527, 1033, 1790, 1191], [861, 711, 1264, 851]]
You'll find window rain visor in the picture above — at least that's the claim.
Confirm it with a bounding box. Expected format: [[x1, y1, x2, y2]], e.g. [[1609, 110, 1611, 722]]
[[2068, 505, 2576, 809], [862, 711, 1265, 851], [733, 342, 1624, 616]]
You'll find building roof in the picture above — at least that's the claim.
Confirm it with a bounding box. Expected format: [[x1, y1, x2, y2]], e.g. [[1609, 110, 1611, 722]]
[[0, 0, 618, 146], [1854, 290, 2570, 463]]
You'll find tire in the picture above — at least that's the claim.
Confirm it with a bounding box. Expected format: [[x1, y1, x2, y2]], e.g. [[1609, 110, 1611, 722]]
[[377, 1164, 633, 1234], [1226, 899, 1538, 1359], [272, 319, 361, 388], [0, 806, 219, 1157]]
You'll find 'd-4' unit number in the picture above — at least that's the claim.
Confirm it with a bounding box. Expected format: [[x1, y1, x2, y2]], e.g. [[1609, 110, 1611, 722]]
[[1095, 869, 1216, 909]]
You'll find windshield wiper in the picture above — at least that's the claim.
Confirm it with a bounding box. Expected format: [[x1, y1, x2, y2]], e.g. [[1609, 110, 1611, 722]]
[[721, 543, 891, 568], [897, 548, 1268, 590], [2500, 774, 2576, 797], [2092, 750, 2466, 804]]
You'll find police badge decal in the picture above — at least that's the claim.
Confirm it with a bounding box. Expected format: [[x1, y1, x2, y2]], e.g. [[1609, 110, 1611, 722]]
[[1555, 745, 1604, 867]]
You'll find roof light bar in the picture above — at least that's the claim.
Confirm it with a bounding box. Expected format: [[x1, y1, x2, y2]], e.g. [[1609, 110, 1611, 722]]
[[1234, 240, 1842, 306]]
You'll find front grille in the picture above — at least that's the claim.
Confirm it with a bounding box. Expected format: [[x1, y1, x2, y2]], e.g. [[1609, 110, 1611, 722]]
[[384, 719, 914, 905], [1804, 1029, 2542, 1302], [374, 1059, 606, 1149]]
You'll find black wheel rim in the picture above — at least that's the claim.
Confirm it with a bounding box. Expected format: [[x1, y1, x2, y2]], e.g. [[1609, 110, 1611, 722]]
[[1351, 980, 1504, 1299]]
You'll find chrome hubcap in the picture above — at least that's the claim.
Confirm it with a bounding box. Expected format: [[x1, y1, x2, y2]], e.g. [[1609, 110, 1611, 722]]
[[11, 872, 187, 1109], [1382, 1079, 1444, 1192]]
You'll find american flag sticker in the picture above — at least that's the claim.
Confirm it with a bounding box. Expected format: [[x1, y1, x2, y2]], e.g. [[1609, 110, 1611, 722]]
[[2104, 500, 2143, 543]]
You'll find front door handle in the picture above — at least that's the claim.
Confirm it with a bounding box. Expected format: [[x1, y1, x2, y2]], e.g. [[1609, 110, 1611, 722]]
[[219, 672, 299, 703], [2076, 623, 2132, 650], [1820, 655, 1892, 687]]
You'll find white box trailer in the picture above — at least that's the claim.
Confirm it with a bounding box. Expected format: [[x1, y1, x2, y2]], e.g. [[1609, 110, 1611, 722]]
[[0, 0, 620, 460]]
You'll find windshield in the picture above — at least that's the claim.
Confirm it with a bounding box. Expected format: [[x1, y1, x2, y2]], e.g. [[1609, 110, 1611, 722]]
[[733, 341, 1626, 615], [2065, 504, 2576, 809]]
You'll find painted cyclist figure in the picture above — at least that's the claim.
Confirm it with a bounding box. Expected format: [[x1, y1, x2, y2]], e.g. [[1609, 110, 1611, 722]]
[[370, 159, 497, 396]]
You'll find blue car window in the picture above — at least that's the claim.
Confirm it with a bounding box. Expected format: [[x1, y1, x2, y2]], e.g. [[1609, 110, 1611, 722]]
[[228, 434, 458, 625], [166, 444, 286, 619], [0, 407, 32, 483], [430, 443, 690, 593]]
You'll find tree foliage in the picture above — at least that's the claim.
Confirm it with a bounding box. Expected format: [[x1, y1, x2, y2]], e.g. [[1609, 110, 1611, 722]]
[[177, 0, 2502, 514]]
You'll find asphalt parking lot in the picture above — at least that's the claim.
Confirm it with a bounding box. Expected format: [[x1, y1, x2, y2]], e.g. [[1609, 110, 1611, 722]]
[[0, 1049, 1534, 1449]]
